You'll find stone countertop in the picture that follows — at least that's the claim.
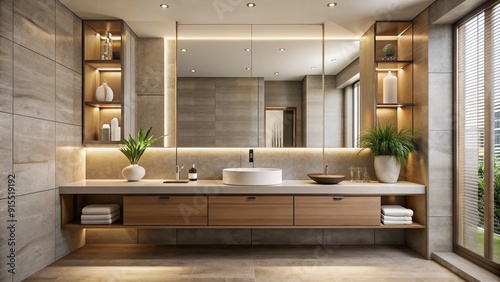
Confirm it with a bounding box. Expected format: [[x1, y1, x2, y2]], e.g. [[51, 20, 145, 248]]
[[59, 179, 425, 195]]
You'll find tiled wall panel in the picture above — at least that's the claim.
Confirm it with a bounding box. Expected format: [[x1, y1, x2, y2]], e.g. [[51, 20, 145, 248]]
[[0, 1, 84, 280]]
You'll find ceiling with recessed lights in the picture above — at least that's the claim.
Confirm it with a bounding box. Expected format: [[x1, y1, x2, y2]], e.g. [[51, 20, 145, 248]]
[[63, 0, 435, 80]]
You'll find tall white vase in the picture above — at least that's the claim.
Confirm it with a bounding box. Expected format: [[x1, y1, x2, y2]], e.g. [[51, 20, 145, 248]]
[[383, 71, 398, 103], [122, 165, 145, 182], [374, 155, 400, 183]]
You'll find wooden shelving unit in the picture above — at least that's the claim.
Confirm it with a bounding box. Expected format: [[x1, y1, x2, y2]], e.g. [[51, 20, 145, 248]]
[[359, 22, 426, 256]]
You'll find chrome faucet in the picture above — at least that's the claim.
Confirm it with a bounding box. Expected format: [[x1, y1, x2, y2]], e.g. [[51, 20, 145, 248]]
[[324, 164, 329, 175], [175, 165, 184, 181]]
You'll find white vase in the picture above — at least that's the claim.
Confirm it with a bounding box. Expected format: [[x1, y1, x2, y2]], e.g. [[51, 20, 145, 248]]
[[95, 82, 114, 102], [122, 165, 145, 182], [374, 155, 401, 183], [383, 71, 398, 103]]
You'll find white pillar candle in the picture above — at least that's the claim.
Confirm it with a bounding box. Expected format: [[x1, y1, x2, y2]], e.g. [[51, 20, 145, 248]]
[[111, 118, 120, 141], [383, 71, 398, 104], [112, 127, 121, 141]]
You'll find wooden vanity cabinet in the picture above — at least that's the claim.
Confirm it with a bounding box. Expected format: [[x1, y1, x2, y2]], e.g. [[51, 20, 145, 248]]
[[208, 196, 294, 226], [123, 196, 207, 226], [61, 181, 425, 229], [294, 196, 380, 226]]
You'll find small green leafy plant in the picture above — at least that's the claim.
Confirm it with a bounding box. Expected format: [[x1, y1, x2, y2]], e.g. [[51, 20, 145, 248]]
[[478, 157, 500, 234], [119, 127, 164, 165], [359, 123, 418, 165]]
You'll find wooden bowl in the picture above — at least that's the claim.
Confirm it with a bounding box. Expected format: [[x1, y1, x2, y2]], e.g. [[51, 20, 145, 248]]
[[307, 173, 346, 184]]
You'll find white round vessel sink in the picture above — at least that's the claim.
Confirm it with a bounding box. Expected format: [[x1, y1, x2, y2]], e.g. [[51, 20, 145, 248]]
[[222, 168, 282, 186]]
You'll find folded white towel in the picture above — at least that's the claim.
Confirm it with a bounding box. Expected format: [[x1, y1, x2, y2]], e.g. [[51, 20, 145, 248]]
[[381, 205, 414, 217], [381, 214, 412, 221], [82, 204, 120, 215], [81, 210, 120, 221], [81, 215, 121, 225], [381, 219, 413, 225]]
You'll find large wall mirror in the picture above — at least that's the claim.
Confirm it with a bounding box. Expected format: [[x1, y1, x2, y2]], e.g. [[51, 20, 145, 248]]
[[175, 24, 359, 148]]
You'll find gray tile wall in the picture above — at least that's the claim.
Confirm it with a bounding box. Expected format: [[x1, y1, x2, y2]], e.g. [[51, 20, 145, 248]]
[[427, 10, 454, 253], [0, 1, 85, 281], [136, 38, 170, 147], [86, 147, 375, 181], [324, 75, 344, 148], [407, 4, 455, 258], [176, 77, 262, 147], [302, 75, 324, 148]]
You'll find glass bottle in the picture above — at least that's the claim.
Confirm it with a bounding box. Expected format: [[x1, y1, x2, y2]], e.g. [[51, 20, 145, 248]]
[[363, 167, 370, 182], [350, 166, 354, 182], [101, 32, 113, 60], [188, 164, 197, 181]]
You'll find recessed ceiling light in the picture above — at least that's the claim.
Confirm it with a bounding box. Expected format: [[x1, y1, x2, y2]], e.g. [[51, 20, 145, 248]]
[[160, 4, 169, 8], [246, 67, 251, 70], [190, 69, 196, 73], [274, 72, 279, 75], [180, 48, 187, 52], [327, 3, 337, 7], [246, 3, 256, 8], [279, 48, 285, 52], [244, 48, 251, 52], [311, 67, 316, 70]]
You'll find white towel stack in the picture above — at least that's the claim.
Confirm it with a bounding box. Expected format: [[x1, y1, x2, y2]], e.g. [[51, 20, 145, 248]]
[[81, 204, 121, 225], [381, 205, 413, 225]]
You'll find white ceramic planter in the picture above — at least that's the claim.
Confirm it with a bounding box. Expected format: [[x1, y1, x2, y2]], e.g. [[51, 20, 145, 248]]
[[374, 155, 401, 183], [122, 165, 145, 182]]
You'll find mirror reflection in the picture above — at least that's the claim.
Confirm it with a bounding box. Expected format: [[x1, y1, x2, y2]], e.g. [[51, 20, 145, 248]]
[[265, 107, 297, 148], [176, 24, 359, 148]]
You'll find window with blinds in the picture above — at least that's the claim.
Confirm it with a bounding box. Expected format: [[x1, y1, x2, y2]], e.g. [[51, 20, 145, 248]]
[[456, 0, 500, 266]]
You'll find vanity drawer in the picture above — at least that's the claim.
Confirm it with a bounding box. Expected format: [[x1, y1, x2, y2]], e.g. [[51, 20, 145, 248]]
[[294, 196, 380, 226], [123, 196, 207, 226], [208, 196, 293, 226]]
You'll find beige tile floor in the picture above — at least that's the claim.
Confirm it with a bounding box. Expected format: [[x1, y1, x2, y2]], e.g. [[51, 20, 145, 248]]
[[25, 244, 465, 281]]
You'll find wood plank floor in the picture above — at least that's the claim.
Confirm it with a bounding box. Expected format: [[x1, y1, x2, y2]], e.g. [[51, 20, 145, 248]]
[[25, 245, 465, 281]]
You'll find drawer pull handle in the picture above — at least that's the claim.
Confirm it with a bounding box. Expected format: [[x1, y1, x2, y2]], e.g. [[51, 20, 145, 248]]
[[159, 196, 170, 200], [333, 196, 344, 200], [247, 196, 256, 200]]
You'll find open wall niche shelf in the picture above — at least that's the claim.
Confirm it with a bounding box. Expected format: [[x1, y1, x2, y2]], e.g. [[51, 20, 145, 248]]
[[360, 21, 414, 132], [82, 20, 137, 146], [374, 21, 414, 130]]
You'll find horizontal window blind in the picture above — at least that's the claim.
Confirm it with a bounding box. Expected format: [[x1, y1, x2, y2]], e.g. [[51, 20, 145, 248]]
[[456, 0, 500, 264]]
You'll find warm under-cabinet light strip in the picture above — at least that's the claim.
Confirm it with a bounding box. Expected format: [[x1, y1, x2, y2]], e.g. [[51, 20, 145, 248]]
[[177, 36, 359, 41], [376, 68, 401, 72], [376, 104, 406, 108], [164, 37, 169, 147], [96, 68, 121, 71]]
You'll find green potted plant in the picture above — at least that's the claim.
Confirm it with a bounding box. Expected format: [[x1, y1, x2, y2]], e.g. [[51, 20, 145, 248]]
[[119, 127, 164, 181], [359, 123, 417, 183]]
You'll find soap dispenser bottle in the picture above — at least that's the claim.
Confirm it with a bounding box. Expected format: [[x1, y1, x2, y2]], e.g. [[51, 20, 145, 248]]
[[188, 164, 197, 181]]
